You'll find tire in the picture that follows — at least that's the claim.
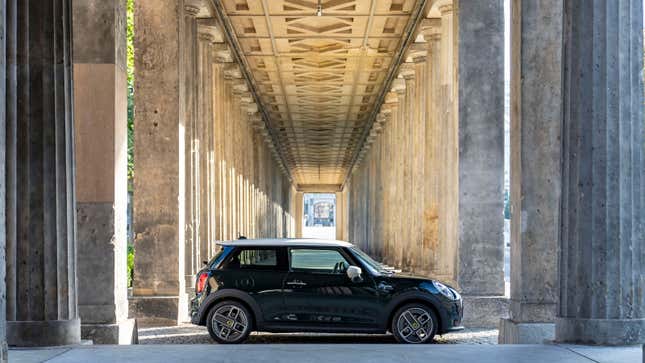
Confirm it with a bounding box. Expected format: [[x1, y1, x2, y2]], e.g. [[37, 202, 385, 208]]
[[391, 303, 438, 344], [206, 300, 253, 344]]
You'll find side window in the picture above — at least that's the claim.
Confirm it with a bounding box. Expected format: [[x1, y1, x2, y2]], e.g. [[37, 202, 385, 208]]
[[289, 248, 350, 274], [223, 248, 278, 270]]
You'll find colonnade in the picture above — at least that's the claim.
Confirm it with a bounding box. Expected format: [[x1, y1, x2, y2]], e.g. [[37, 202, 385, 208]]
[[345, 0, 644, 344], [129, 0, 295, 327], [345, 1, 507, 328], [0, 0, 643, 357]]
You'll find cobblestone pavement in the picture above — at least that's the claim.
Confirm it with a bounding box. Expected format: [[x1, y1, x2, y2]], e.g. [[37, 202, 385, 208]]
[[138, 324, 498, 345]]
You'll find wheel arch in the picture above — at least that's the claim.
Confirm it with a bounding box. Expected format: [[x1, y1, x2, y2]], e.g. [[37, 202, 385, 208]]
[[383, 293, 444, 334], [197, 289, 264, 330]]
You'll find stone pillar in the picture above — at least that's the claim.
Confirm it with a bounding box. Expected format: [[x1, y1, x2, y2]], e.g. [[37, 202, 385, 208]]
[[183, 3, 200, 294], [556, 0, 644, 346], [420, 20, 442, 280], [196, 21, 217, 262], [457, 0, 507, 328], [0, 3, 7, 359], [72, 0, 137, 344], [437, 4, 459, 287], [498, 0, 562, 344], [295, 192, 304, 237], [5, 0, 81, 346], [131, 0, 188, 326]]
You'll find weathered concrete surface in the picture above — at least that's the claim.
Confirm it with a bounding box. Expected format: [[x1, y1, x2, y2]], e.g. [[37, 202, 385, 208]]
[[457, 0, 505, 297], [499, 319, 554, 345], [8, 344, 643, 363], [72, 0, 136, 344], [4, 0, 80, 347], [499, 0, 562, 344], [556, 0, 645, 346], [0, 1, 7, 359], [462, 296, 509, 329], [132, 0, 188, 326]]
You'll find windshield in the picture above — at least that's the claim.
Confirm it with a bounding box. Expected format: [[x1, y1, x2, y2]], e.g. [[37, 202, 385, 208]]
[[349, 246, 393, 275]]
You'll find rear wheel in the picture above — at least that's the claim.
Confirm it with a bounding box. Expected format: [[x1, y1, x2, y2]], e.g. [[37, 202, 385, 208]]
[[206, 301, 252, 344], [391, 303, 438, 344]]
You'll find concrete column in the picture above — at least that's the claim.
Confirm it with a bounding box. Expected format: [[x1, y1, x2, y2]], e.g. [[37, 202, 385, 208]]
[[295, 192, 304, 237], [196, 22, 217, 261], [0, 2, 7, 359], [556, 0, 644, 346], [5, 0, 80, 346], [420, 20, 442, 280], [437, 4, 459, 287], [131, 0, 188, 326], [183, 4, 199, 293], [498, 0, 562, 344], [457, 0, 507, 327], [72, 0, 137, 344]]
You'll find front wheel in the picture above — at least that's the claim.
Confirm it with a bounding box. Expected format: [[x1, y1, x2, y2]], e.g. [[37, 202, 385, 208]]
[[206, 301, 253, 344], [391, 303, 438, 344]]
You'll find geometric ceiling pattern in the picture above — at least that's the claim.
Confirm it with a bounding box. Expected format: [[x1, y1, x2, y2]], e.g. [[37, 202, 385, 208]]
[[222, 0, 419, 187]]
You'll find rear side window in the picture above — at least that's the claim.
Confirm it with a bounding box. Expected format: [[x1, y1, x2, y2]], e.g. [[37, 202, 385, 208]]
[[222, 247, 285, 270]]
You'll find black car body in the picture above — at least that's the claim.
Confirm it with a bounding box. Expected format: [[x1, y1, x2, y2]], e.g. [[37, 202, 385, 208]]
[[190, 239, 463, 343]]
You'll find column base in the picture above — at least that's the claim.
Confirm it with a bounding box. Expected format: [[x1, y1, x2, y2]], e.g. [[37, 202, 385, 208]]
[[556, 317, 645, 345], [462, 295, 509, 328], [7, 318, 81, 347], [81, 318, 138, 344], [0, 340, 7, 363], [129, 295, 188, 327], [498, 318, 554, 344]]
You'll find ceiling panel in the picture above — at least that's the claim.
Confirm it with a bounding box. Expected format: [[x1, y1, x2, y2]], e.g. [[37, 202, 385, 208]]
[[221, 0, 419, 186]]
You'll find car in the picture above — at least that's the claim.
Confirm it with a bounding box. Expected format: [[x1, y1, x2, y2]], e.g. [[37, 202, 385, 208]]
[[190, 238, 464, 344]]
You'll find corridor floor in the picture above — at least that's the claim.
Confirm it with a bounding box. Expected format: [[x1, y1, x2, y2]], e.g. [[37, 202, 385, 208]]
[[9, 343, 643, 363]]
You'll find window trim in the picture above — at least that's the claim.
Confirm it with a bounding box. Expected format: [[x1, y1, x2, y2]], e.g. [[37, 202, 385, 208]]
[[221, 246, 288, 272], [286, 247, 356, 275]]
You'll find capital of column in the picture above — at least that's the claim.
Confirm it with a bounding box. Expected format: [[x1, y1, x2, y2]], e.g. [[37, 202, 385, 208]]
[[439, 3, 453, 15], [398, 63, 416, 80], [390, 78, 406, 94], [213, 44, 234, 63], [184, 4, 201, 17], [224, 64, 243, 79], [383, 91, 399, 105], [197, 19, 223, 43], [406, 42, 427, 63], [420, 18, 442, 42]]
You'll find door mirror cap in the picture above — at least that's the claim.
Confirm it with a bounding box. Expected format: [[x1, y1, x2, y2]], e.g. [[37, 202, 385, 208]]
[[347, 265, 363, 282]]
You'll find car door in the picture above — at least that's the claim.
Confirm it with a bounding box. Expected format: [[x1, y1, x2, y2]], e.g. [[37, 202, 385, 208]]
[[218, 246, 288, 322], [282, 247, 381, 329]]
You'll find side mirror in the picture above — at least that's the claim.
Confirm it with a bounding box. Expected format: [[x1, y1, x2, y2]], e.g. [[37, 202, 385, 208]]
[[346, 265, 363, 283]]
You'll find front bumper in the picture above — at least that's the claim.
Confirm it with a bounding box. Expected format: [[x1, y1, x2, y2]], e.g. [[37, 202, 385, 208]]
[[438, 296, 463, 334]]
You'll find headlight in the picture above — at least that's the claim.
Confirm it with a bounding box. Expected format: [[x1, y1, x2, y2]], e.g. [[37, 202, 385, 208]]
[[432, 281, 455, 299]]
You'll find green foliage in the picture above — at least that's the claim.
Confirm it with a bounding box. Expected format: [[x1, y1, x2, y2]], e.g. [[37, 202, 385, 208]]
[[127, 0, 135, 191], [127, 243, 135, 287]]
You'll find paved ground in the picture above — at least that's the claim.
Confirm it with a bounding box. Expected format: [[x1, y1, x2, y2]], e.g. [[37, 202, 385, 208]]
[[9, 343, 643, 363], [137, 324, 498, 344]]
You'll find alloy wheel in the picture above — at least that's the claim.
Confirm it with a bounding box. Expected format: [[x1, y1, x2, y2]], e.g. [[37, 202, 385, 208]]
[[210, 304, 249, 342], [395, 307, 434, 343]]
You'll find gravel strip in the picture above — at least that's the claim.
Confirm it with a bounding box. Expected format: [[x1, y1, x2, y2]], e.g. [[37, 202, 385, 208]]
[[138, 324, 498, 345]]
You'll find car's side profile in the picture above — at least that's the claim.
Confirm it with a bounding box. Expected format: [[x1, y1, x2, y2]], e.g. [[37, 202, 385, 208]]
[[190, 239, 463, 344]]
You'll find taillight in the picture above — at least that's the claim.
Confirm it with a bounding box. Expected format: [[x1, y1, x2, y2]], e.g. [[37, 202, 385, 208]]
[[196, 272, 209, 293]]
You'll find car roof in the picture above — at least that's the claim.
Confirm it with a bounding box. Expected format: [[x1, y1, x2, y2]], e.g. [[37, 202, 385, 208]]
[[216, 238, 354, 248]]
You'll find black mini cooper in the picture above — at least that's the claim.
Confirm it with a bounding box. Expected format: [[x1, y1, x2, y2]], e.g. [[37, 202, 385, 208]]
[[190, 239, 463, 344]]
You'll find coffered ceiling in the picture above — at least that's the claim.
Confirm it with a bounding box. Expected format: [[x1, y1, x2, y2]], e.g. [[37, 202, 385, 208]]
[[220, 0, 421, 188]]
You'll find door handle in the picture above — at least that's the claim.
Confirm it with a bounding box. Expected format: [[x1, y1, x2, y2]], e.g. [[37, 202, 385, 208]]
[[286, 280, 307, 287], [378, 282, 393, 291]]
